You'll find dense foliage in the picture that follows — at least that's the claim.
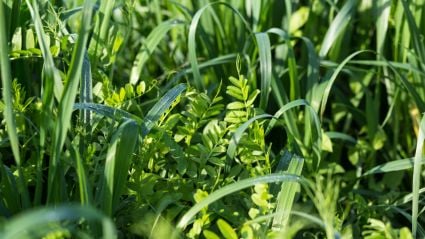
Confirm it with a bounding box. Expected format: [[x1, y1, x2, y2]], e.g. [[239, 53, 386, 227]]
[[0, 0, 424, 238]]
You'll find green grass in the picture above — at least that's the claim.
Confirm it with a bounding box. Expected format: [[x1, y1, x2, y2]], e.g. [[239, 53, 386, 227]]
[[0, 0, 424, 238]]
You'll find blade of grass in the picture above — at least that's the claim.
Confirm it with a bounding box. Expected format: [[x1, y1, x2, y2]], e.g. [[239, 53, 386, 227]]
[[412, 114, 425, 237], [47, 0, 95, 203], [319, 50, 370, 118], [141, 83, 186, 136], [71, 145, 91, 205], [188, 2, 251, 90], [174, 173, 302, 232], [100, 119, 138, 216], [255, 32, 272, 109], [363, 157, 425, 176], [26, 0, 63, 101], [272, 155, 304, 231], [74, 102, 142, 123], [267, 28, 299, 101], [130, 19, 183, 85], [0, 0, 30, 208], [319, 0, 357, 58]]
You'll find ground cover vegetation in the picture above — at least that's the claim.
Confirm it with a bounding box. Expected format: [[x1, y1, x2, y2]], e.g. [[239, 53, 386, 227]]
[[0, 0, 424, 238]]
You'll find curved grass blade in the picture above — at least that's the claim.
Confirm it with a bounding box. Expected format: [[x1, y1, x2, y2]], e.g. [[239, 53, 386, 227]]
[[0, 0, 22, 169], [412, 114, 425, 237], [267, 28, 299, 101], [167, 53, 237, 87], [47, 0, 95, 203], [255, 32, 272, 109], [362, 157, 424, 176], [174, 173, 302, 232], [130, 19, 183, 84], [267, 99, 322, 168], [319, 50, 370, 118], [141, 83, 186, 136], [188, 2, 251, 90], [272, 155, 304, 232], [319, 0, 357, 58], [325, 131, 357, 144], [71, 145, 91, 205], [26, 0, 63, 101], [0, 204, 116, 239], [267, 99, 322, 149], [401, 0, 425, 65], [376, 0, 391, 56], [73, 103, 142, 123], [0, 0, 30, 208], [100, 119, 139, 216]]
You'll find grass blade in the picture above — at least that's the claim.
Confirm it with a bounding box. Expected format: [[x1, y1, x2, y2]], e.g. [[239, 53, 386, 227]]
[[74, 102, 142, 123], [130, 20, 183, 85], [255, 32, 272, 109], [363, 157, 424, 176], [71, 145, 91, 205], [26, 0, 63, 101], [319, 0, 357, 58], [175, 173, 302, 232], [100, 119, 138, 216], [272, 155, 304, 231], [47, 0, 95, 203], [0, 0, 30, 208], [319, 50, 370, 118], [188, 2, 251, 90], [141, 83, 186, 136], [412, 114, 425, 237]]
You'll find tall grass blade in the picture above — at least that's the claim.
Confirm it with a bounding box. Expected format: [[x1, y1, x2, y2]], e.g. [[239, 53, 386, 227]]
[[272, 155, 304, 232], [188, 2, 251, 90], [71, 145, 91, 205], [47, 0, 95, 203], [130, 20, 183, 84], [319, 50, 370, 118], [401, 0, 425, 64], [25, 0, 63, 101], [141, 83, 186, 136], [89, 0, 115, 67], [412, 114, 425, 237], [0, 0, 30, 208], [100, 119, 138, 216], [319, 0, 357, 58], [267, 28, 299, 101], [255, 32, 272, 109]]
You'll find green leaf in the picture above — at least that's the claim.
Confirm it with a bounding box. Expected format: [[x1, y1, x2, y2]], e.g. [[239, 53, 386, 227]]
[[203, 230, 221, 239], [217, 219, 238, 239]]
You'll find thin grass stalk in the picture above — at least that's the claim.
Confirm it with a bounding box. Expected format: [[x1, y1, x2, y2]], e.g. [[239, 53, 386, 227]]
[[412, 115, 425, 237], [47, 0, 95, 203], [272, 155, 304, 232], [0, 0, 30, 209]]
